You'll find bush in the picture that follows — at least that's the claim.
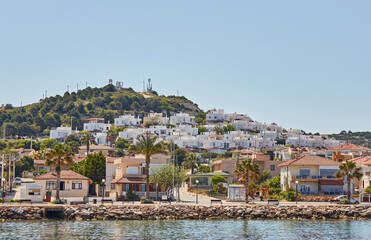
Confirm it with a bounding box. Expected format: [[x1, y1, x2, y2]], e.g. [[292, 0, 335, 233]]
[[0, 199, 3, 203], [10, 199, 20, 203], [126, 189, 140, 201], [52, 199, 65, 204], [365, 186, 371, 194], [140, 197, 153, 204]]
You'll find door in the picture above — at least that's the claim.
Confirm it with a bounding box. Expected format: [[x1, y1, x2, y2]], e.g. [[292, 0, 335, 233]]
[[60, 181, 65, 191], [300, 185, 311, 195]]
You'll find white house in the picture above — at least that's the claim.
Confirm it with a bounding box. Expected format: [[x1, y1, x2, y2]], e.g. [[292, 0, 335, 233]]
[[206, 109, 230, 122], [83, 118, 111, 133], [50, 126, 77, 141], [170, 113, 195, 126], [114, 115, 141, 127], [118, 128, 145, 142], [143, 113, 169, 125]]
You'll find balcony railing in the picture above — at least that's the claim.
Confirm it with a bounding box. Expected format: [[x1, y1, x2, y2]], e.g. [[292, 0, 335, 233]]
[[294, 175, 336, 180]]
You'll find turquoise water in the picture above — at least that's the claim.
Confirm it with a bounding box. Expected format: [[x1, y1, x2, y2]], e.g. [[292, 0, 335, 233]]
[[0, 220, 370, 239]]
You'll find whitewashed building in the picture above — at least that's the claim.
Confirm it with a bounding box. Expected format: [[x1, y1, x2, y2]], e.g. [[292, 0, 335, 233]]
[[114, 115, 141, 127], [170, 113, 195, 126], [143, 113, 169, 125]]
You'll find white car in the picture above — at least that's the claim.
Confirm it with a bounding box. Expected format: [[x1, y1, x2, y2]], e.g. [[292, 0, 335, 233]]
[[14, 177, 22, 185], [349, 197, 360, 204]]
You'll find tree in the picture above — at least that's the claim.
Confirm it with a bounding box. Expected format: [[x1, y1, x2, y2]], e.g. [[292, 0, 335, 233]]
[[106, 127, 119, 147], [213, 126, 224, 135], [197, 126, 207, 134], [65, 134, 81, 145], [234, 159, 260, 203], [198, 165, 211, 173], [0, 140, 6, 150], [211, 175, 226, 192], [115, 138, 130, 149], [129, 135, 167, 198], [79, 131, 96, 154], [335, 160, 363, 199], [45, 143, 74, 201], [149, 164, 187, 196], [223, 124, 236, 133], [258, 170, 272, 184], [172, 148, 188, 166], [15, 156, 34, 177], [184, 153, 200, 174], [40, 138, 57, 149], [82, 152, 106, 184]]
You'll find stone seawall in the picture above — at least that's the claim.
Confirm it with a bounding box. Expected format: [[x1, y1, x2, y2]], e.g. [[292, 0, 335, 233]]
[[1, 205, 371, 221]]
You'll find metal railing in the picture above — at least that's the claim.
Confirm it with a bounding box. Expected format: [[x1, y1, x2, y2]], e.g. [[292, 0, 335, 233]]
[[295, 175, 336, 180]]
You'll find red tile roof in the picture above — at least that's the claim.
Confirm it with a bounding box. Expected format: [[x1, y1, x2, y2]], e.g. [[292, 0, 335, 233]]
[[348, 156, 371, 165], [329, 144, 371, 151], [278, 155, 339, 167], [34, 170, 90, 181], [111, 177, 144, 184]]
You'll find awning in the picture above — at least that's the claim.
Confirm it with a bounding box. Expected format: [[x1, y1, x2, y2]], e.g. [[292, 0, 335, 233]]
[[319, 180, 344, 185], [111, 177, 144, 184]]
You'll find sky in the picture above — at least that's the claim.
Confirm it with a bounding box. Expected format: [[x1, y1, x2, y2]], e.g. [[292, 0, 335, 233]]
[[0, 1, 370, 134]]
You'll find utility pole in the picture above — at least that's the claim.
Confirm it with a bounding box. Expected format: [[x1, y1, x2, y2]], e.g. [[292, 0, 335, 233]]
[[12, 154, 15, 190], [67, 85, 69, 92], [86, 81, 88, 88], [8, 155, 11, 191], [77, 83, 79, 92]]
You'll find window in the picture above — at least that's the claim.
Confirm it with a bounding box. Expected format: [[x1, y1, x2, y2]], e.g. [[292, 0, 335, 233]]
[[111, 183, 115, 190], [299, 168, 310, 178], [319, 169, 337, 179], [28, 190, 40, 195], [46, 181, 56, 190], [72, 181, 82, 190], [270, 165, 275, 171]]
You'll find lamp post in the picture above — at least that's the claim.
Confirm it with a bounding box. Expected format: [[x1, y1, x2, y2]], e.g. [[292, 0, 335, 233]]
[[156, 182, 158, 202], [196, 179, 199, 204], [295, 180, 299, 204], [102, 179, 106, 202], [1, 178, 4, 204]]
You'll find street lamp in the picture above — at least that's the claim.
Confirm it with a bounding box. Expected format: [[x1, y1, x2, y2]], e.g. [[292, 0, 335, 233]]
[[102, 179, 106, 202], [195, 179, 199, 204], [295, 180, 299, 204]]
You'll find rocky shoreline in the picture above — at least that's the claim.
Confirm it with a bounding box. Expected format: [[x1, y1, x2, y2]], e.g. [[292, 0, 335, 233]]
[[1, 205, 371, 221]]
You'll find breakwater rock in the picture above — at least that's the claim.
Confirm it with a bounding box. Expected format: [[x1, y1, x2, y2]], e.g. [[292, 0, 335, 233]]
[[1, 205, 371, 221]]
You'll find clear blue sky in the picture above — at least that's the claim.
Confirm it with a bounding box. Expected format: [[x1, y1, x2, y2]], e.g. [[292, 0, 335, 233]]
[[0, 1, 370, 134]]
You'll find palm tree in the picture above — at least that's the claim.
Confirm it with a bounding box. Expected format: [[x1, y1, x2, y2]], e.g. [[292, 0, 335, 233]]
[[79, 131, 96, 154], [184, 152, 200, 174], [65, 141, 80, 154], [234, 158, 260, 203], [45, 143, 74, 201], [106, 127, 118, 147], [129, 135, 167, 198], [213, 126, 224, 135], [335, 160, 363, 200]]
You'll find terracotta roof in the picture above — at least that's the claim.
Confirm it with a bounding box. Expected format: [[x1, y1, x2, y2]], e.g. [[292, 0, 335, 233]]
[[348, 156, 371, 165], [34, 170, 90, 181], [320, 180, 344, 185], [278, 155, 339, 167], [111, 177, 144, 184], [329, 144, 371, 151]]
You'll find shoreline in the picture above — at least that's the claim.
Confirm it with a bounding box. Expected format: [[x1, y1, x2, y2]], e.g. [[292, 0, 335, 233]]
[[1, 205, 371, 221]]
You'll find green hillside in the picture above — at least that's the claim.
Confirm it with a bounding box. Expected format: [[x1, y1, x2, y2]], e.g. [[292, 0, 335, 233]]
[[0, 84, 203, 137], [329, 131, 371, 148]]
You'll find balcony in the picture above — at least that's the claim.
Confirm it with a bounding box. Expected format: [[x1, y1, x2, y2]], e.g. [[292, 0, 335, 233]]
[[292, 175, 337, 182]]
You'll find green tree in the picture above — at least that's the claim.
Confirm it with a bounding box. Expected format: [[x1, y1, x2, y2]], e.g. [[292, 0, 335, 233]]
[[198, 165, 211, 173], [45, 143, 74, 201], [115, 138, 130, 149], [82, 152, 106, 184], [149, 164, 187, 195], [172, 148, 188, 166], [258, 170, 272, 184], [223, 124, 236, 133], [211, 175, 226, 192], [213, 126, 224, 135], [40, 138, 57, 149], [335, 160, 363, 199], [106, 127, 119, 147], [197, 126, 207, 134], [65, 134, 81, 145], [15, 156, 35, 177], [184, 152, 200, 174], [234, 159, 260, 203], [79, 131, 96, 154], [129, 135, 167, 198]]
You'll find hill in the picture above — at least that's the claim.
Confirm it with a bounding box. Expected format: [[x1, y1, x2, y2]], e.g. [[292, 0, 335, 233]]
[[0, 84, 203, 137], [329, 131, 371, 148]]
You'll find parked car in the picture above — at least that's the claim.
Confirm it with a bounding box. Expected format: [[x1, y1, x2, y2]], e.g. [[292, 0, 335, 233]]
[[349, 197, 360, 204], [330, 195, 347, 202]]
